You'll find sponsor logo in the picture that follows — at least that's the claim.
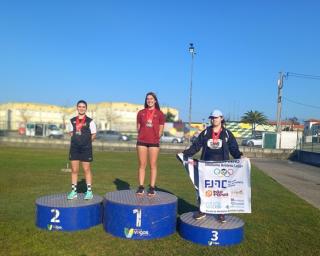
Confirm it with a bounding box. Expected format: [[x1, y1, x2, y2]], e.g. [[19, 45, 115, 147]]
[[231, 189, 244, 196], [124, 228, 149, 238], [47, 224, 62, 231], [227, 179, 243, 187], [205, 201, 221, 209], [213, 190, 228, 197], [205, 190, 228, 197], [205, 190, 213, 197], [230, 198, 244, 206], [208, 241, 220, 246], [124, 228, 134, 238], [204, 179, 227, 189], [213, 168, 233, 177]]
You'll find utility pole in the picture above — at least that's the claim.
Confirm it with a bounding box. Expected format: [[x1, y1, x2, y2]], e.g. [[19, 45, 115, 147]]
[[276, 72, 285, 133]]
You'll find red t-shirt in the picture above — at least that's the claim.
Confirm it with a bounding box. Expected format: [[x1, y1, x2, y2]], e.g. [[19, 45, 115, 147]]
[[137, 108, 165, 144]]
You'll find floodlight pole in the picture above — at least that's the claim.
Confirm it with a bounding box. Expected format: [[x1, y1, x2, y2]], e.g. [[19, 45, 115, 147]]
[[188, 43, 195, 144]]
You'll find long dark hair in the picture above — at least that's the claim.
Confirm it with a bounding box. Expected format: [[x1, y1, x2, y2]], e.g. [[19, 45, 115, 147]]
[[144, 92, 160, 110]]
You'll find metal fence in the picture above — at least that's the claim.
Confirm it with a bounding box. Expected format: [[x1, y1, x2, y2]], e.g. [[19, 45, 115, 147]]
[[300, 140, 320, 153]]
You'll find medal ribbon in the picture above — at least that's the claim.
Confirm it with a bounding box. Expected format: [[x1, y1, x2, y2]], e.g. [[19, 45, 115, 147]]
[[76, 115, 86, 132], [146, 109, 155, 124], [212, 128, 222, 143]]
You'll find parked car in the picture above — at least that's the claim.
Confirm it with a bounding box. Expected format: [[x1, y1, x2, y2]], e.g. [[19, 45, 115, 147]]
[[96, 130, 129, 141], [26, 123, 64, 139], [160, 132, 184, 144], [241, 134, 263, 147]]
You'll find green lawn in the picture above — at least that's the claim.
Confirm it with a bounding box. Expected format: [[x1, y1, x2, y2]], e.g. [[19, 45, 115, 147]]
[[0, 146, 319, 256]]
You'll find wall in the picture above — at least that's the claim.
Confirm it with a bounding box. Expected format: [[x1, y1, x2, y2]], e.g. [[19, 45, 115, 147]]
[[0, 136, 293, 159], [296, 150, 320, 167]]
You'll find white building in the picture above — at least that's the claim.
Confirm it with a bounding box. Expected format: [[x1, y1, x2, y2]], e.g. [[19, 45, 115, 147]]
[[0, 102, 179, 132]]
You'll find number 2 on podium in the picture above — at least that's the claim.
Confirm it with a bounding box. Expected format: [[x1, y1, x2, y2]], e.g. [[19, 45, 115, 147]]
[[50, 209, 60, 223], [133, 208, 141, 227]]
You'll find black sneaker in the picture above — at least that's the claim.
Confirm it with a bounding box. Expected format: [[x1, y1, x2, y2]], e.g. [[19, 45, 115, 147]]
[[147, 186, 156, 196], [136, 185, 144, 195], [193, 211, 206, 220], [218, 214, 226, 223]]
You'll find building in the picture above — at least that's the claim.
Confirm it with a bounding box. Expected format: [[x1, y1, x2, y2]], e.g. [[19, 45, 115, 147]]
[[303, 119, 320, 143], [0, 102, 179, 133]]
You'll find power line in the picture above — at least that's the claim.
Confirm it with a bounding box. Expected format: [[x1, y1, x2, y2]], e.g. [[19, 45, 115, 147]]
[[287, 72, 320, 80], [283, 96, 320, 109]]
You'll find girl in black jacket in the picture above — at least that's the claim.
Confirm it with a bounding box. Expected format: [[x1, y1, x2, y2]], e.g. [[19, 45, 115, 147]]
[[182, 109, 242, 222]]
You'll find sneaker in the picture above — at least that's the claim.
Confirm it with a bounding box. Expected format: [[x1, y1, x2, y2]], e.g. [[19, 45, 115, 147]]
[[193, 211, 206, 220], [136, 185, 145, 195], [84, 191, 93, 200], [218, 214, 226, 223], [147, 186, 156, 196], [67, 190, 77, 200]]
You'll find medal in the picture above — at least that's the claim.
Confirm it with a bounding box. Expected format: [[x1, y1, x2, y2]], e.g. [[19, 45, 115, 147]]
[[146, 109, 155, 128], [146, 120, 153, 127], [75, 115, 86, 135], [207, 138, 222, 149], [207, 128, 222, 149]]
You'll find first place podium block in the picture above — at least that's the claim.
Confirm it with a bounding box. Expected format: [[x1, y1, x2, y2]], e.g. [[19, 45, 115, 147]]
[[104, 190, 177, 240], [36, 193, 103, 231], [179, 212, 244, 246]]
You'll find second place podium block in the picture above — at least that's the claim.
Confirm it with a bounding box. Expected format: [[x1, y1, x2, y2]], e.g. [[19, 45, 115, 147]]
[[36, 193, 103, 231]]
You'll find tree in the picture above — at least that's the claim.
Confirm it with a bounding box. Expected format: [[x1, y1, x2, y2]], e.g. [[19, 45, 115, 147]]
[[241, 110, 268, 135], [165, 111, 176, 122], [288, 117, 299, 131]]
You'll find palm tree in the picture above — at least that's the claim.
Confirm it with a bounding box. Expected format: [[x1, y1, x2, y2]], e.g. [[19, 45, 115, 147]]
[[241, 110, 268, 135]]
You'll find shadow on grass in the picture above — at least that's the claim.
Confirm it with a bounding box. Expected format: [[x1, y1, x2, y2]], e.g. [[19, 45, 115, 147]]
[[113, 178, 131, 190], [156, 187, 197, 215]]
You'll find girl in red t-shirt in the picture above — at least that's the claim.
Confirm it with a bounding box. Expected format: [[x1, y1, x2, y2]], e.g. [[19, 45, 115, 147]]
[[136, 92, 165, 196]]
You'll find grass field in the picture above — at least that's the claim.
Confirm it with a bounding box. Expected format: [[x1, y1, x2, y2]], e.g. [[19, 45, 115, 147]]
[[0, 146, 319, 256]]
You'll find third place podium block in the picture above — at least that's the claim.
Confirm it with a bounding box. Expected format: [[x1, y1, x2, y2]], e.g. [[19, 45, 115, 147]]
[[103, 190, 177, 240], [179, 212, 245, 246]]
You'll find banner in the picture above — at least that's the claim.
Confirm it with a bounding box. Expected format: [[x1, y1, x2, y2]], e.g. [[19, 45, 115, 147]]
[[178, 154, 251, 214]]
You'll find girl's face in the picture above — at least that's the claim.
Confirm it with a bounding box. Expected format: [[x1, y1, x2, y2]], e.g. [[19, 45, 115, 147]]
[[77, 103, 87, 115], [210, 116, 223, 127], [146, 95, 156, 108]]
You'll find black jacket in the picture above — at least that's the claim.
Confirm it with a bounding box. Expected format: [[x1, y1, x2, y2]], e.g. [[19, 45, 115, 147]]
[[183, 126, 242, 161], [70, 116, 93, 147]]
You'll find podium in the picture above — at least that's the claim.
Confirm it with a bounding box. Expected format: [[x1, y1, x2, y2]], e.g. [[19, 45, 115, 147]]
[[179, 212, 244, 246], [103, 190, 177, 239], [36, 193, 103, 231]]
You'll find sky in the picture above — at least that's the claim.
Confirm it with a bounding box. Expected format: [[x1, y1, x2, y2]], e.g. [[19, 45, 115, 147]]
[[0, 0, 319, 122]]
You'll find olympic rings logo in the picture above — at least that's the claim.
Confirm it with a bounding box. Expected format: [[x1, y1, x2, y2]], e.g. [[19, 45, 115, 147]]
[[213, 168, 233, 177]]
